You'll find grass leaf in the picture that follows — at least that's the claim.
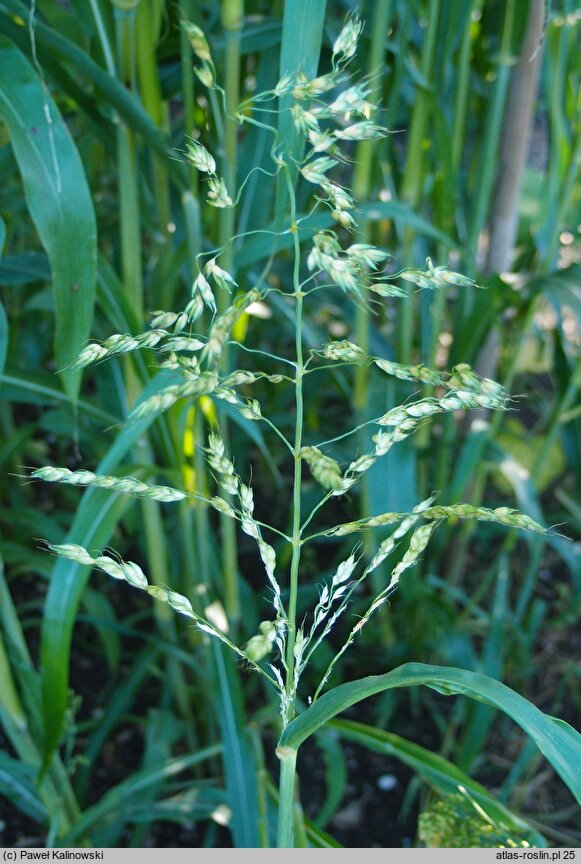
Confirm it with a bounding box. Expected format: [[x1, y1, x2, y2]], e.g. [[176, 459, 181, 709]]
[[279, 662, 581, 805], [0, 40, 96, 401]]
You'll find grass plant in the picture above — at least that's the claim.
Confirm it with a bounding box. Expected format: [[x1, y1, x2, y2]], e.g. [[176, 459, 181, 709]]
[[29, 13, 581, 847], [1, 0, 580, 849]]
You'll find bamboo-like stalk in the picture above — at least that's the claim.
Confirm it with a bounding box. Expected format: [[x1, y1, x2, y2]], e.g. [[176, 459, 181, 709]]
[[114, 6, 143, 328], [475, 0, 545, 390], [273, 165, 307, 850], [464, 0, 516, 276], [485, 0, 546, 276]]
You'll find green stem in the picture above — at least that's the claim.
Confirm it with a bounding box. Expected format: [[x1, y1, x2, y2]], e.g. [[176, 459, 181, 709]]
[[283, 167, 304, 705], [451, 0, 482, 175], [88, 0, 115, 75], [276, 747, 298, 847], [180, 0, 197, 186], [114, 4, 143, 412]]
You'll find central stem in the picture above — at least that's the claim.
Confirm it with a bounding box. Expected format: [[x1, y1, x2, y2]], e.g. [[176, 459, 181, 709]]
[[284, 167, 304, 703], [277, 167, 304, 849]]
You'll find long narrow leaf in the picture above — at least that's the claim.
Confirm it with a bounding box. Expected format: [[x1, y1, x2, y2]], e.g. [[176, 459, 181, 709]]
[[0, 41, 96, 401], [278, 662, 581, 805], [0, 46, 97, 399]]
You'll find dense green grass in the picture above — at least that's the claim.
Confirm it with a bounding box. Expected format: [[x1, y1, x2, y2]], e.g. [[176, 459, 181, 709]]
[[0, 0, 579, 848]]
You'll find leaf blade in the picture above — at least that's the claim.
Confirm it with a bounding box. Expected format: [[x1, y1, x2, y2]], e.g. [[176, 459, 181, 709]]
[[0, 41, 97, 400], [279, 662, 581, 804]]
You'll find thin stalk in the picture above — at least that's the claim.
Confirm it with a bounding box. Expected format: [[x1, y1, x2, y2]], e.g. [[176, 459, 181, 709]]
[[140, 495, 194, 725], [283, 167, 304, 703], [88, 0, 115, 75], [180, 0, 196, 168], [276, 747, 298, 848], [543, 134, 581, 270], [400, 1, 441, 209], [451, 0, 482, 176], [114, 6, 143, 327]]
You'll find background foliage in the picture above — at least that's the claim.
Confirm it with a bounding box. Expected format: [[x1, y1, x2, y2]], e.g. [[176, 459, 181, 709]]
[[0, 0, 579, 848]]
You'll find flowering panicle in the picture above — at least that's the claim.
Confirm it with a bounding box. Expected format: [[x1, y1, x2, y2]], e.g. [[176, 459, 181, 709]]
[[181, 22, 212, 63], [320, 339, 366, 363], [130, 372, 219, 420], [300, 157, 338, 185], [202, 289, 261, 367], [398, 258, 478, 290], [299, 446, 344, 492], [335, 122, 388, 141], [332, 13, 364, 65], [185, 138, 216, 174], [207, 176, 233, 208], [291, 104, 320, 136], [306, 552, 357, 652], [181, 22, 215, 89], [329, 83, 375, 119], [48, 543, 274, 677], [74, 328, 169, 369], [205, 258, 238, 294], [206, 432, 239, 495], [35, 11, 549, 731], [32, 466, 186, 502]]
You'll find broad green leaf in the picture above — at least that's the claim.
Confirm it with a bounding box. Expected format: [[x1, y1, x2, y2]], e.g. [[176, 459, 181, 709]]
[[331, 719, 546, 847], [0, 2, 173, 169], [0, 41, 96, 400], [278, 662, 581, 804]]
